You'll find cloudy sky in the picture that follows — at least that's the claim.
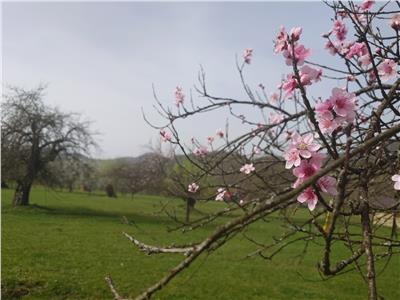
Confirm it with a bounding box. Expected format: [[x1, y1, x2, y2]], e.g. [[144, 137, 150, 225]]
[[3, 1, 338, 158]]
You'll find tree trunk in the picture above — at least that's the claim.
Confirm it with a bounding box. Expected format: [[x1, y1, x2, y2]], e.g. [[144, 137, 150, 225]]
[[13, 180, 32, 206]]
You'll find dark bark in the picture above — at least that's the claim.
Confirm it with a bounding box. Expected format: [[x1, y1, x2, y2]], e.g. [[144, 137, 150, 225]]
[[13, 180, 32, 206]]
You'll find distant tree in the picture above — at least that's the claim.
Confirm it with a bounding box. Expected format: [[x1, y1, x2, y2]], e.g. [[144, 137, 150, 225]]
[[42, 155, 92, 192], [1, 86, 96, 206]]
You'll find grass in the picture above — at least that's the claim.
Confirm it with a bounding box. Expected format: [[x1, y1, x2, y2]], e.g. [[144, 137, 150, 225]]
[[2, 186, 399, 300]]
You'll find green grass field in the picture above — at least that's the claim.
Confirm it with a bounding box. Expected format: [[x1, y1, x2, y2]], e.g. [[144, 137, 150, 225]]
[[2, 186, 399, 300]]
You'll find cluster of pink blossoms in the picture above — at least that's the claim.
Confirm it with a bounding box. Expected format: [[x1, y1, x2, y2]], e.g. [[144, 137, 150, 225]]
[[274, 27, 322, 98], [284, 133, 337, 211], [315, 88, 357, 134], [193, 146, 208, 157], [174, 86, 185, 106]]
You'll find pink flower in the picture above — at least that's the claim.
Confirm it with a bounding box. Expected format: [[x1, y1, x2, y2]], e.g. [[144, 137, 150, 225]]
[[188, 182, 199, 193], [329, 88, 357, 121], [299, 65, 322, 86], [377, 59, 397, 82], [360, 0, 374, 11], [317, 176, 338, 196], [345, 42, 367, 59], [240, 163, 255, 175], [297, 187, 318, 211], [280, 74, 297, 98], [358, 53, 372, 68], [291, 133, 320, 159], [282, 44, 311, 66], [274, 26, 288, 53], [193, 146, 208, 157], [269, 112, 284, 124], [174, 86, 185, 106], [389, 14, 400, 31], [207, 136, 215, 144], [332, 19, 347, 41], [269, 92, 279, 104], [325, 41, 338, 56], [290, 27, 302, 41], [216, 129, 224, 138], [243, 48, 253, 64], [284, 147, 301, 169], [392, 174, 400, 190], [293, 160, 319, 183], [160, 129, 172, 142], [317, 116, 339, 134]]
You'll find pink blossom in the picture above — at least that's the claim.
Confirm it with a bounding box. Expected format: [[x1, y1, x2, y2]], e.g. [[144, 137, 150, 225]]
[[325, 40, 338, 56], [299, 65, 322, 86], [332, 19, 347, 41], [297, 187, 318, 211], [317, 176, 338, 196], [392, 174, 400, 190], [188, 182, 199, 193], [269, 92, 279, 104], [240, 163, 255, 175], [377, 59, 397, 82], [243, 48, 253, 64], [293, 160, 319, 187], [317, 116, 339, 134], [360, 0, 374, 11], [280, 74, 297, 98], [269, 112, 284, 124], [292, 154, 325, 188], [216, 129, 224, 138], [193, 146, 208, 157], [329, 88, 357, 121], [284, 147, 301, 169], [337, 40, 354, 57], [274, 26, 288, 53], [160, 129, 172, 142], [389, 14, 400, 31], [207, 136, 215, 145], [345, 42, 367, 59], [358, 53, 372, 68], [290, 27, 302, 41], [291, 133, 321, 159], [174, 86, 185, 106], [282, 44, 311, 66]]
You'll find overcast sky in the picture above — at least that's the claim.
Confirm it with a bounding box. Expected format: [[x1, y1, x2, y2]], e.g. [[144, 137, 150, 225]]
[[3, 1, 338, 158]]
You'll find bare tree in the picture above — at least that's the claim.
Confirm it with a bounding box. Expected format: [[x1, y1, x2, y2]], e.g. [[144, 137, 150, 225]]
[[1, 86, 96, 206]]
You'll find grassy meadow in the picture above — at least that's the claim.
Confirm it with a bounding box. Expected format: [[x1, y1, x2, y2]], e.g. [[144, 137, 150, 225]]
[[2, 186, 399, 300]]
